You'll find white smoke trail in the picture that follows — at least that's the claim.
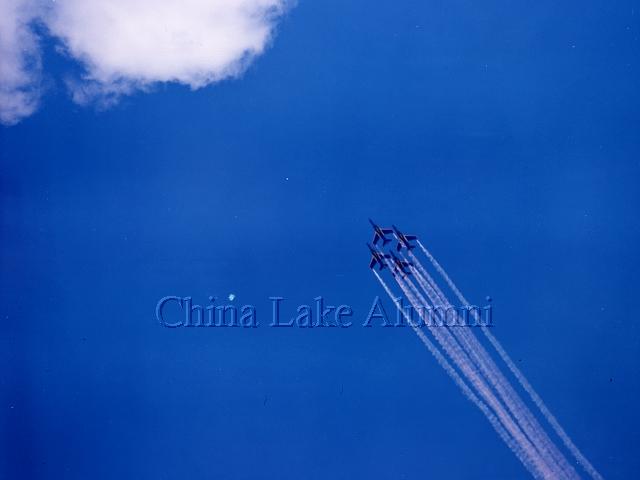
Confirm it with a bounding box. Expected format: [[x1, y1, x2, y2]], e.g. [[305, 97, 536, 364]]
[[417, 240, 603, 480], [405, 254, 578, 479], [373, 269, 543, 478], [415, 265, 577, 479], [392, 272, 554, 478]]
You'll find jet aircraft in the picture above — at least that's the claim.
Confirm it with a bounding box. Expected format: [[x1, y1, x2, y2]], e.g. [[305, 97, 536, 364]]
[[389, 251, 413, 276], [392, 225, 418, 251], [368, 243, 391, 270], [369, 218, 394, 246]]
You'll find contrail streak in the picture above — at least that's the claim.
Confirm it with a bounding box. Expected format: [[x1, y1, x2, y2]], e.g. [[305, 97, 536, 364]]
[[405, 253, 578, 479], [373, 270, 544, 478], [392, 272, 554, 478], [417, 240, 603, 480]]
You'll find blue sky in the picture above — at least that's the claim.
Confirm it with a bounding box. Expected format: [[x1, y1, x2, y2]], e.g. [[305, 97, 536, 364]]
[[1, 1, 639, 478]]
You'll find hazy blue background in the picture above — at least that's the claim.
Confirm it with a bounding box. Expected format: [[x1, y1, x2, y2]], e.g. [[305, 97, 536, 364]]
[[2, 1, 639, 478]]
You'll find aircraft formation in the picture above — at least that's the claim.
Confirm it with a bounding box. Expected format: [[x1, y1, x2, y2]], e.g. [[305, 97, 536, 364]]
[[366, 219, 604, 480], [367, 219, 415, 276]]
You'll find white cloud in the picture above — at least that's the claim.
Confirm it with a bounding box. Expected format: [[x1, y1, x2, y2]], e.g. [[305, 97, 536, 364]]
[[0, 0, 42, 125], [0, 0, 289, 125]]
